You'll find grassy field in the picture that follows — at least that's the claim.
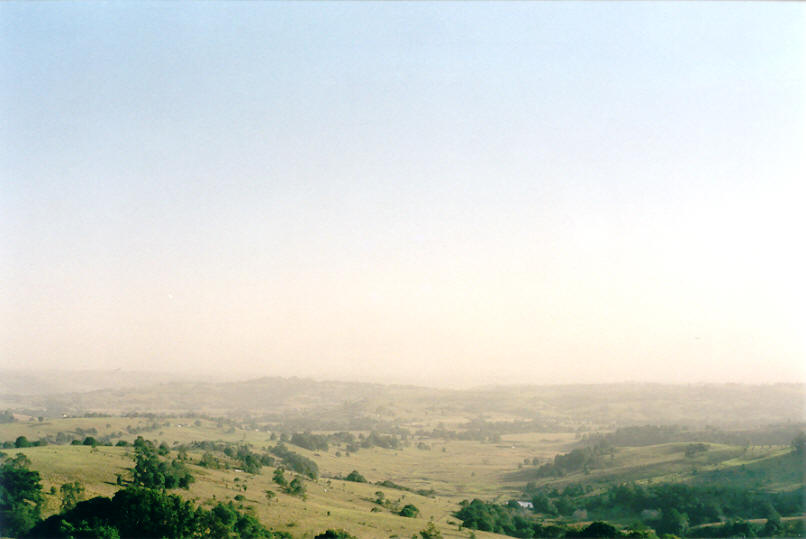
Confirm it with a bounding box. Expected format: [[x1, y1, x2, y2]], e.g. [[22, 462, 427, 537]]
[[8, 442, 511, 538], [504, 440, 797, 491], [2, 379, 803, 538], [4, 414, 802, 538], [4, 417, 584, 538]]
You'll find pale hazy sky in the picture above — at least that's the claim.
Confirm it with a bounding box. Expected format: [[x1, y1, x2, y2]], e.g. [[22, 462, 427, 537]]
[[1, 3, 804, 387]]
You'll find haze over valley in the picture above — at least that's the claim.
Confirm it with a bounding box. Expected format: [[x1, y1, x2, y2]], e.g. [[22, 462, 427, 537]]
[[1, 2, 804, 538]]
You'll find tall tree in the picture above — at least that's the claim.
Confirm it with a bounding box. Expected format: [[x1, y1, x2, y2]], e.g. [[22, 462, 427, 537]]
[[59, 481, 85, 511], [0, 453, 45, 537]]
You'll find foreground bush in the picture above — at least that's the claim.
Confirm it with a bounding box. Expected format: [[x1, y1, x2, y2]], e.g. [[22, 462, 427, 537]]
[[27, 487, 290, 538]]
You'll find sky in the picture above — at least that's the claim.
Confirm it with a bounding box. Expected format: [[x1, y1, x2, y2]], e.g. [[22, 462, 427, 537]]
[[1, 2, 804, 387]]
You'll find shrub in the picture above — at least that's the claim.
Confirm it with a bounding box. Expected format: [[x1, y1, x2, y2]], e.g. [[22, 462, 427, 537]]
[[314, 529, 357, 538], [345, 470, 367, 483], [399, 504, 420, 518]]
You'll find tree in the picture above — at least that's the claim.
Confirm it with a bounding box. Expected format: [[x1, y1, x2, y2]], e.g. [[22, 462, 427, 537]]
[[718, 518, 758, 538], [762, 502, 783, 537], [130, 442, 193, 490], [792, 432, 806, 455], [399, 504, 420, 518], [29, 487, 286, 538], [344, 470, 367, 483], [530, 492, 558, 515], [132, 443, 165, 489], [314, 530, 357, 539], [658, 508, 688, 537], [270, 444, 319, 479], [0, 452, 45, 537], [273, 467, 287, 487], [578, 521, 620, 538], [555, 495, 576, 516], [59, 481, 85, 511], [285, 477, 306, 497], [15, 435, 31, 448], [762, 515, 783, 537], [419, 521, 443, 538], [684, 443, 708, 457], [199, 451, 220, 468], [6, 452, 31, 468]]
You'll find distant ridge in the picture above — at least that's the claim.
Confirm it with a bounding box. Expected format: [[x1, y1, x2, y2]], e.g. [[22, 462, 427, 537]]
[[0, 369, 244, 396], [0, 370, 802, 428]]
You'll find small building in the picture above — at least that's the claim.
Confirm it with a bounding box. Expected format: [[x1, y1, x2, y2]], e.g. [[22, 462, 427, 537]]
[[516, 501, 534, 510]]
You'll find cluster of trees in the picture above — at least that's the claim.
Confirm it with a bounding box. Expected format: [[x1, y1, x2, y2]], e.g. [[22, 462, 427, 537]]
[[522, 483, 589, 517], [314, 530, 356, 539], [271, 468, 306, 497], [289, 432, 330, 451], [123, 421, 165, 435], [580, 482, 804, 528], [359, 431, 401, 450], [686, 443, 805, 490], [398, 503, 420, 518], [1, 444, 302, 538], [269, 443, 319, 479], [59, 481, 85, 511], [284, 430, 404, 453], [28, 487, 289, 538], [532, 442, 611, 478], [418, 521, 443, 539], [792, 432, 805, 454], [299, 430, 402, 453], [581, 425, 692, 447], [189, 439, 321, 478], [268, 412, 398, 433], [455, 499, 644, 538], [5, 436, 48, 449], [416, 419, 553, 443], [37, 431, 76, 445], [4, 428, 126, 447], [3, 448, 369, 539], [700, 516, 803, 538], [455, 497, 804, 539], [6, 433, 136, 449], [131, 438, 194, 490], [370, 489, 421, 518], [582, 424, 806, 448], [358, 430, 402, 449], [684, 443, 709, 457], [190, 440, 276, 473], [344, 470, 367, 483], [0, 453, 44, 537], [518, 478, 804, 537], [198, 451, 221, 469], [2, 421, 231, 448], [374, 479, 435, 498], [232, 446, 274, 474]]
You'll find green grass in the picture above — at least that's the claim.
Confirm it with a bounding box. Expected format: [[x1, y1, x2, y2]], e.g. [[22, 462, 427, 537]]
[[4, 415, 803, 539], [6, 418, 569, 538], [502, 440, 800, 496]]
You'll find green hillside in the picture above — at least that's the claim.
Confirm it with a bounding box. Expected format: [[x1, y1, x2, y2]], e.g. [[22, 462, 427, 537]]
[[1, 380, 803, 538]]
